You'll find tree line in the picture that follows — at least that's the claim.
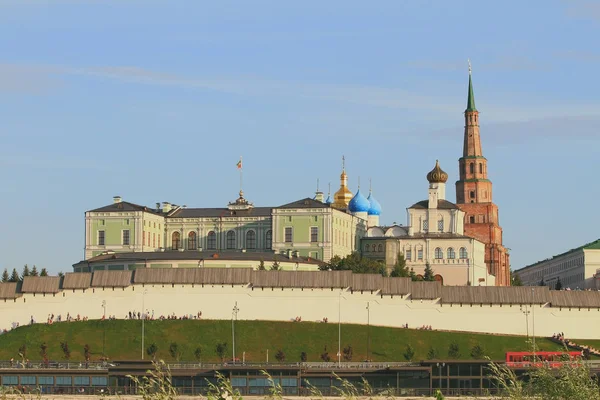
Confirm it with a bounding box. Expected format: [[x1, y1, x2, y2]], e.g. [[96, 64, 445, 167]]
[[1, 264, 53, 283]]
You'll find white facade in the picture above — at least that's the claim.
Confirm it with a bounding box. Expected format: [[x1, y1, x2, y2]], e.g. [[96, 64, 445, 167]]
[[516, 241, 600, 290]]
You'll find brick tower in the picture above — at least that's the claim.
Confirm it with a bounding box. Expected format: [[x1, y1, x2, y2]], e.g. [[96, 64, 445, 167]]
[[455, 67, 511, 286]]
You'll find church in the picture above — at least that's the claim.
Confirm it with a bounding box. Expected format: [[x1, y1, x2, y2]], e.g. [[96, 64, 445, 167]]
[[79, 69, 510, 286]]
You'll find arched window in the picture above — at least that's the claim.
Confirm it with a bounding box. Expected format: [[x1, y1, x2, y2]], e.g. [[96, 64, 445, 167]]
[[188, 231, 197, 250], [461, 163, 466, 176], [434, 274, 444, 285], [447, 247, 455, 259], [207, 231, 216, 250], [226, 230, 236, 249], [435, 247, 443, 259], [459, 247, 468, 259], [469, 163, 474, 174], [246, 230, 256, 249], [172, 231, 181, 250], [479, 163, 483, 174], [437, 219, 444, 232], [265, 230, 272, 250], [365, 244, 370, 252], [378, 244, 383, 252]]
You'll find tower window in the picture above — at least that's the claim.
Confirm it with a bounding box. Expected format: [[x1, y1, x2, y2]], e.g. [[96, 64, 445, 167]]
[[479, 163, 483, 174], [470, 191, 476, 199], [469, 216, 475, 224], [469, 163, 474, 174]]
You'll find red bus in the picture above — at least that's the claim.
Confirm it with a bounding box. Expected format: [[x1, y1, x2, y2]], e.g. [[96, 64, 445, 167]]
[[506, 351, 582, 368]]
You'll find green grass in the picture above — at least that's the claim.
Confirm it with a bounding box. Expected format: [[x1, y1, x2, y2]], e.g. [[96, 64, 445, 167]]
[[0, 320, 566, 363]]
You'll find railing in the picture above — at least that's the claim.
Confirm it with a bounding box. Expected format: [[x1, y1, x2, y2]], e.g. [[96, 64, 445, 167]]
[[0, 361, 115, 370]]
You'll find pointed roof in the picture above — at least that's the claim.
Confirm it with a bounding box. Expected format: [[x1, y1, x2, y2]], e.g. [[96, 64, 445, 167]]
[[466, 72, 477, 112], [277, 198, 330, 209]]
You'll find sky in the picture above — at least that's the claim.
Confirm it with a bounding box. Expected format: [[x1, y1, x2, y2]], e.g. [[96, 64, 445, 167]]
[[0, 0, 599, 275]]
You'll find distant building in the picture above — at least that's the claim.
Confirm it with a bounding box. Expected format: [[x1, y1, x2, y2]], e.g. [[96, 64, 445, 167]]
[[515, 239, 600, 289]]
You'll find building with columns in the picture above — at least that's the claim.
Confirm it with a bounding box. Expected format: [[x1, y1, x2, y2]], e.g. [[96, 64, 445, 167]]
[[455, 70, 511, 286]]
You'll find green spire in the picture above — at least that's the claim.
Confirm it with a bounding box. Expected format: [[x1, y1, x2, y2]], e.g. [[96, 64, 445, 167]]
[[466, 63, 477, 111]]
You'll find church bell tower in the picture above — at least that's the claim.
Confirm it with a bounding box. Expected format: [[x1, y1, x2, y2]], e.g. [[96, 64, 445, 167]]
[[455, 63, 511, 286]]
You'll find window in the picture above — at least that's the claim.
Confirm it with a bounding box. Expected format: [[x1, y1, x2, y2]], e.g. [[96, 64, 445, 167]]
[[153, 233, 156, 247], [378, 244, 383, 252], [20, 376, 36, 385], [122, 230, 130, 245], [100, 219, 105, 225], [469, 163, 474, 174], [459, 247, 468, 259], [227, 230, 236, 249], [310, 227, 318, 243], [406, 249, 412, 261], [438, 219, 444, 232], [285, 227, 293, 243], [265, 230, 272, 249], [479, 163, 483, 174], [1, 376, 17, 385], [125, 219, 130, 225], [56, 376, 72, 386], [172, 231, 181, 250], [38, 377, 54, 385], [423, 220, 429, 231], [98, 230, 105, 245], [188, 231, 197, 250], [435, 247, 443, 259], [91, 377, 108, 386], [418, 249, 423, 260], [74, 376, 89, 386], [143, 232, 146, 246], [469, 216, 475, 224], [470, 191, 476, 199], [246, 230, 256, 249], [447, 247, 455, 259], [461, 163, 466, 176], [207, 231, 216, 250]]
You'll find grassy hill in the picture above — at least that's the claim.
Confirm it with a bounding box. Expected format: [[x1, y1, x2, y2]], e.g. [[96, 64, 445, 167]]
[[0, 320, 565, 362]]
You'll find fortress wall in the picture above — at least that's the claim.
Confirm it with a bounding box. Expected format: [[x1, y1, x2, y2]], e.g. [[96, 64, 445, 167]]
[[1, 285, 599, 339]]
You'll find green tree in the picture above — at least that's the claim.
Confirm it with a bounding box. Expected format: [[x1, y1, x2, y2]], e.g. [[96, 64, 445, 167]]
[[470, 344, 485, 359], [194, 347, 202, 362], [320, 346, 331, 362], [169, 342, 181, 361], [58, 271, 64, 278], [426, 346, 439, 360], [275, 349, 285, 362], [30, 265, 39, 277], [40, 268, 48, 277], [258, 258, 266, 271], [555, 277, 563, 290], [9, 269, 19, 282], [447, 342, 460, 359], [390, 253, 410, 277], [424, 262, 435, 281], [409, 267, 417, 281], [40, 342, 49, 366], [1, 269, 9, 282], [510, 270, 523, 286], [300, 351, 307, 362], [21, 264, 30, 281], [403, 344, 415, 361], [342, 345, 353, 361], [215, 342, 227, 362], [271, 255, 280, 271], [83, 344, 91, 361], [146, 343, 158, 359], [60, 341, 71, 360], [321, 252, 386, 275]]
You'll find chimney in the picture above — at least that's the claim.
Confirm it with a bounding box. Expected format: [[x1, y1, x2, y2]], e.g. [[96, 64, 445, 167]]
[[162, 202, 172, 213], [113, 196, 122, 204], [287, 249, 292, 259]]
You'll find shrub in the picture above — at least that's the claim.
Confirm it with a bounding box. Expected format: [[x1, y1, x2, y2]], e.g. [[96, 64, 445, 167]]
[[300, 351, 307, 362], [194, 347, 202, 362], [427, 346, 439, 360], [215, 342, 227, 362], [471, 344, 485, 359], [342, 345, 353, 361], [404, 344, 415, 361], [275, 349, 285, 362], [447, 342, 460, 359], [146, 343, 158, 359]]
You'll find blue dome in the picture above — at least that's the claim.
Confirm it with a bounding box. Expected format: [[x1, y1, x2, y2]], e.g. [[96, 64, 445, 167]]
[[367, 192, 382, 216], [325, 194, 332, 205], [348, 189, 370, 213]]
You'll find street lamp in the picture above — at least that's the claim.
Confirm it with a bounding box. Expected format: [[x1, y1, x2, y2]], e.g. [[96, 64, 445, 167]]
[[532, 287, 536, 359], [338, 291, 342, 367], [101, 301, 107, 357], [366, 302, 370, 362], [141, 289, 147, 360], [232, 302, 239, 364], [520, 305, 530, 338], [436, 362, 446, 394]]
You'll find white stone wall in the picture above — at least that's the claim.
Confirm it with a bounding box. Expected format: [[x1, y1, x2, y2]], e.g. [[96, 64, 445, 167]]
[[2, 285, 598, 339]]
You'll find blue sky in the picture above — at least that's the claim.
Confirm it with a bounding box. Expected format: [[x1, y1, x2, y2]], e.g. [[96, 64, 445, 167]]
[[1, 0, 599, 274]]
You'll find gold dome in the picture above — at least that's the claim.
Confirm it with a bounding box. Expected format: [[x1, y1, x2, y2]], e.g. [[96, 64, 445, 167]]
[[426, 160, 448, 183], [332, 157, 353, 209]]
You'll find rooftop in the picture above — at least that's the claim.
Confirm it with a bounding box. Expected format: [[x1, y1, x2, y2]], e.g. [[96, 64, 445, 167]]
[[516, 238, 600, 272]]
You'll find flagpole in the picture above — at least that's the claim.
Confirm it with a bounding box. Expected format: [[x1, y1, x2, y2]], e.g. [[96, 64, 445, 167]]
[[239, 156, 243, 193]]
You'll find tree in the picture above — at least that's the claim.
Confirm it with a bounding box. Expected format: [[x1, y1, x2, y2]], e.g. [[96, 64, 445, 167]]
[[447, 342, 460, 359], [30, 265, 39, 277], [275, 349, 285, 362], [300, 351, 307, 362], [9, 269, 19, 282], [321, 252, 386, 276], [169, 342, 181, 361], [390, 253, 410, 277], [342, 345, 353, 361], [426, 346, 439, 360], [403, 344, 415, 361], [40, 342, 49, 366], [510, 270, 523, 286], [1, 269, 9, 282], [320, 346, 331, 362], [60, 341, 71, 360], [58, 271, 64, 278], [84, 344, 91, 361], [470, 344, 485, 359], [146, 343, 158, 359], [194, 347, 202, 362], [258, 258, 266, 271], [40, 268, 48, 277], [21, 264, 30, 280], [271, 255, 280, 271], [215, 342, 227, 362], [424, 262, 435, 281], [409, 267, 417, 281], [555, 277, 563, 291]]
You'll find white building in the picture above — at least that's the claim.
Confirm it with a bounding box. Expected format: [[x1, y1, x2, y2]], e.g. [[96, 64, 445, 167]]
[[516, 239, 600, 289]]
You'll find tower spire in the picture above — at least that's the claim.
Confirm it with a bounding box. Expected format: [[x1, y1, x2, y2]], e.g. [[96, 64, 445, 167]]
[[466, 59, 477, 112]]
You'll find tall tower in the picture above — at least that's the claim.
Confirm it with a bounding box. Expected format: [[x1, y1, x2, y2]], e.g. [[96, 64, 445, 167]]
[[455, 65, 511, 286]]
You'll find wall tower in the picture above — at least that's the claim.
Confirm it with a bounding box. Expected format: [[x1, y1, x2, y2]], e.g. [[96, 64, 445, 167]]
[[455, 65, 511, 286]]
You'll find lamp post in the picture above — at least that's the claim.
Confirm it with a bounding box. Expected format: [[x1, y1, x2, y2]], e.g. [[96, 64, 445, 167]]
[[141, 289, 147, 360], [338, 290, 342, 367], [232, 302, 239, 364], [520, 304, 530, 338], [101, 301, 106, 357], [532, 287, 536, 359], [436, 362, 445, 394], [366, 302, 370, 362]]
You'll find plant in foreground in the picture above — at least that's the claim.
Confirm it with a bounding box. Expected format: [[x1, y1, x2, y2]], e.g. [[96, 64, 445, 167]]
[[126, 360, 178, 400]]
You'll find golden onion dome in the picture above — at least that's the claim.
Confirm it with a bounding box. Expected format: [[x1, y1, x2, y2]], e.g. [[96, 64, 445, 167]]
[[426, 160, 448, 183]]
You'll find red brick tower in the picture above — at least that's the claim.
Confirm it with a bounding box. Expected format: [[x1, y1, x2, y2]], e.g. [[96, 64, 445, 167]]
[[455, 67, 511, 286]]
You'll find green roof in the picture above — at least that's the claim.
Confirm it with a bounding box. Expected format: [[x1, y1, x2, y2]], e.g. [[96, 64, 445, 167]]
[[517, 238, 600, 271], [466, 74, 477, 111]]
